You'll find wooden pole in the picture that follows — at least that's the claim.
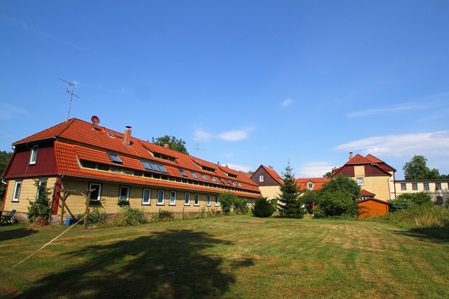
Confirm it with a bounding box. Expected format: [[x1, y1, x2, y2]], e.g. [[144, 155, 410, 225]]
[[82, 190, 92, 228], [58, 191, 71, 225]]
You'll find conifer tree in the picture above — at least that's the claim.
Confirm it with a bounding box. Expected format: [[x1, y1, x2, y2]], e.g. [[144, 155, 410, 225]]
[[277, 162, 304, 218]]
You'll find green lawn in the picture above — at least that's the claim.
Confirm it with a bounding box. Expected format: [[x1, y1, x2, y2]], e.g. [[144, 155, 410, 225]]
[[0, 216, 448, 298]]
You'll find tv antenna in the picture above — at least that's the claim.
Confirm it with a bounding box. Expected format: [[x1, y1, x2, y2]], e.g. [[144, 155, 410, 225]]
[[195, 142, 205, 154], [59, 78, 79, 121]]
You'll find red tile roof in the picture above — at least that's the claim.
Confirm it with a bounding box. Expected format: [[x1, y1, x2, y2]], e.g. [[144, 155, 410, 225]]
[[17, 118, 261, 198], [296, 178, 330, 191]]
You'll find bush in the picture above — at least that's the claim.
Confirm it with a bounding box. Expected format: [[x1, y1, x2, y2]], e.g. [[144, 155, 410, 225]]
[[27, 179, 51, 223], [233, 197, 249, 215], [252, 197, 275, 218], [314, 190, 358, 218], [389, 198, 412, 212], [157, 210, 174, 222], [113, 207, 147, 226], [377, 205, 449, 228], [79, 207, 107, 225]]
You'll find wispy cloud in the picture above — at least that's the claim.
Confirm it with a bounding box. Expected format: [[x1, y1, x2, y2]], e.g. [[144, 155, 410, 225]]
[[281, 98, 294, 108], [334, 131, 449, 158], [0, 101, 29, 120], [195, 127, 255, 142], [194, 128, 214, 141], [297, 161, 335, 178], [0, 13, 52, 38], [347, 103, 427, 118]]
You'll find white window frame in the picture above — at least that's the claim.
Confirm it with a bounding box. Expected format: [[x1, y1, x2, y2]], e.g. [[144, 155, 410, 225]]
[[119, 186, 130, 202], [214, 195, 219, 207], [12, 180, 22, 202], [169, 191, 176, 206], [259, 175, 264, 182], [142, 189, 151, 205], [194, 193, 200, 206], [157, 190, 165, 205], [89, 183, 102, 201], [356, 177, 364, 186], [206, 195, 211, 206], [36, 178, 48, 198], [29, 145, 39, 165], [184, 193, 190, 206]]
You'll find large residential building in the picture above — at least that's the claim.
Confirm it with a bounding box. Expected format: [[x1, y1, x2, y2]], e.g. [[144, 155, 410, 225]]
[[395, 179, 449, 206], [333, 153, 397, 201], [2, 118, 261, 221], [250, 165, 283, 200]]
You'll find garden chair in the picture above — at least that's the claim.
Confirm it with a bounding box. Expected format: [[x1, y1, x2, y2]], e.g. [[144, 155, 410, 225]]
[[1, 210, 16, 225]]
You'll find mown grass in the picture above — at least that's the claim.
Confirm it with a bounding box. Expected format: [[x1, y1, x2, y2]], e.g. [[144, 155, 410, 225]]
[[1, 215, 448, 298]]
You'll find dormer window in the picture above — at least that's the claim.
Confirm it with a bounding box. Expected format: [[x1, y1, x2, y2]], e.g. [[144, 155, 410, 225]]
[[108, 153, 123, 164], [259, 175, 264, 182], [29, 145, 39, 165]]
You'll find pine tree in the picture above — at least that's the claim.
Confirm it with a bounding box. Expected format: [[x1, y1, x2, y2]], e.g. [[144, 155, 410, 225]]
[[277, 162, 304, 218]]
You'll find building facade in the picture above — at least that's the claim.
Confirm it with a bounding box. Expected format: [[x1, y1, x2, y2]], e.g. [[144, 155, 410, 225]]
[[395, 180, 449, 206], [2, 118, 261, 221]]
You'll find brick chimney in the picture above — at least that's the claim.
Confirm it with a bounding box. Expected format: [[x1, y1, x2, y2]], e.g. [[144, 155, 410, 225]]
[[124, 126, 132, 146], [164, 143, 169, 149], [349, 152, 353, 160]]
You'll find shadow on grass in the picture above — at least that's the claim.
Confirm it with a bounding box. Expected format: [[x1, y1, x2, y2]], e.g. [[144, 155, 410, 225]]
[[13, 229, 252, 299], [0, 227, 38, 242], [395, 225, 449, 243]]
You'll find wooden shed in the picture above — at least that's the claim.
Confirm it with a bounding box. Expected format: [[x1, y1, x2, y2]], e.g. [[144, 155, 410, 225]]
[[357, 198, 389, 219]]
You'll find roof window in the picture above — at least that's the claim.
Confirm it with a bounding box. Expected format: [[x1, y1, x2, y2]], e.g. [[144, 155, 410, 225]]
[[108, 153, 123, 164], [179, 168, 188, 178]]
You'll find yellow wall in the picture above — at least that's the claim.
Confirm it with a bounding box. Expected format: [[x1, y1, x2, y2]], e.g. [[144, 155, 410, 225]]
[[3, 177, 57, 216], [258, 185, 280, 200]]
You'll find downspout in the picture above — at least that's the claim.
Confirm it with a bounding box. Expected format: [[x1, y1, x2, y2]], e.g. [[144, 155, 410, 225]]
[[49, 174, 64, 224]]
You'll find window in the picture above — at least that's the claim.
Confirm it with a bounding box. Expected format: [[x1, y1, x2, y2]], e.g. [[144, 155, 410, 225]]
[[436, 196, 444, 205], [179, 168, 188, 178], [401, 183, 407, 191], [206, 195, 211, 206], [259, 175, 264, 182], [36, 178, 48, 198], [170, 191, 176, 205], [436, 182, 442, 190], [308, 183, 313, 190], [29, 145, 39, 165], [89, 183, 102, 201], [423, 183, 430, 191], [214, 195, 219, 207], [12, 180, 22, 202], [412, 183, 418, 190], [194, 193, 200, 206], [157, 190, 165, 205], [211, 176, 218, 184], [184, 193, 190, 205], [200, 174, 208, 181], [190, 171, 199, 180], [356, 177, 364, 186], [119, 186, 130, 202], [108, 152, 123, 164], [142, 189, 151, 205]]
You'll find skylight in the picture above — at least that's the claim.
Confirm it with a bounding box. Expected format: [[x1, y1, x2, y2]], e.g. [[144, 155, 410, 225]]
[[190, 171, 199, 180], [200, 173, 208, 181], [141, 160, 169, 173], [108, 153, 123, 164], [179, 168, 188, 177]]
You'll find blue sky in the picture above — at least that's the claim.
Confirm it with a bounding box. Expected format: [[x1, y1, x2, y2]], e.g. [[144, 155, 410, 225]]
[[1, 1, 449, 179]]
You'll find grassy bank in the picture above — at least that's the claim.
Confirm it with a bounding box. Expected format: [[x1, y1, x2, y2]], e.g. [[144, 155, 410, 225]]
[[1, 215, 448, 298]]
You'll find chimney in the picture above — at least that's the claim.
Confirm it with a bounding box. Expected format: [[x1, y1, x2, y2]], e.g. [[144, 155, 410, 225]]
[[124, 126, 132, 146], [349, 152, 353, 160], [164, 143, 169, 149]]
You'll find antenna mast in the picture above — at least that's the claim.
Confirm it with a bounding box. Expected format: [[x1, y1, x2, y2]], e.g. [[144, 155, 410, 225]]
[[59, 78, 79, 121]]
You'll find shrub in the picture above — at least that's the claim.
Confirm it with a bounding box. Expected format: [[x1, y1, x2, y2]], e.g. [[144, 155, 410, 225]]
[[218, 192, 237, 215], [252, 197, 275, 218], [79, 207, 107, 225], [157, 210, 174, 222], [377, 205, 449, 229], [388, 198, 412, 212], [27, 179, 52, 224], [233, 197, 249, 215], [314, 190, 358, 218], [113, 207, 147, 226]]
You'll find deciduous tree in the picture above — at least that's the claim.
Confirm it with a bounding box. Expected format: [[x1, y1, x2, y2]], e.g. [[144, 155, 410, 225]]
[[152, 135, 189, 155]]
